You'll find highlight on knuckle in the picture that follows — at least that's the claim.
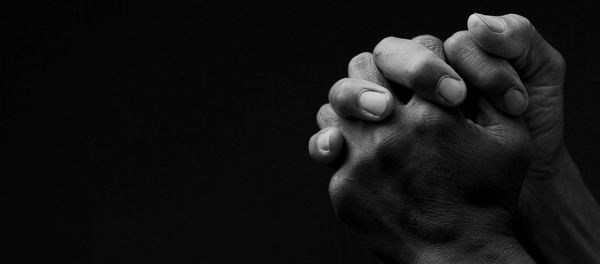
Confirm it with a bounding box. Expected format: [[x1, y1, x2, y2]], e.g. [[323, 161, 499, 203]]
[[330, 78, 351, 104], [480, 65, 512, 88], [507, 13, 533, 36], [349, 52, 373, 71], [414, 35, 441, 50], [444, 31, 473, 62], [374, 36, 398, 57], [317, 104, 337, 124], [406, 53, 437, 86]]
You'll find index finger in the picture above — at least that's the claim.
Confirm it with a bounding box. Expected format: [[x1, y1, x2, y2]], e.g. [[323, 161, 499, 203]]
[[373, 37, 467, 106]]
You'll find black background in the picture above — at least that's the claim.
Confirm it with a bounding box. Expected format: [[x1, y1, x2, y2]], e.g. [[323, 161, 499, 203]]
[[4, 1, 600, 263]]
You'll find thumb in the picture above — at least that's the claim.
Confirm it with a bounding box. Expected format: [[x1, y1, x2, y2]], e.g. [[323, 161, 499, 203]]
[[476, 97, 527, 143], [467, 13, 565, 86]]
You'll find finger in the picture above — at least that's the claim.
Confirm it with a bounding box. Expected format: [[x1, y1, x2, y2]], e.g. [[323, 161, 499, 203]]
[[347, 52, 390, 88], [373, 37, 466, 106], [476, 96, 516, 128], [308, 127, 344, 164], [467, 13, 566, 85], [412, 35, 445, 60], [476, 97, 530, 149], [317, 103, 341, 129], [328, 78, 395, 121], [444, 31, 529, 115], [349, 52, 412, 104]]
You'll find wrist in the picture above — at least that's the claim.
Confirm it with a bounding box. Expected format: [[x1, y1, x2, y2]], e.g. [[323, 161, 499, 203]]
[[519, 143, 584, 208], [525, 142, 576, 182], [421, 236, 533, 264], [547, 142, 580, 183], [517, 142, 600, 263], [519, 143, 583, 211], [371, 233, 534, 263]]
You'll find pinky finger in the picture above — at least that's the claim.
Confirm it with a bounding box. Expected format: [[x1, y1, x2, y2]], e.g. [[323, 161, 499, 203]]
[[308, 127, 345, 165]]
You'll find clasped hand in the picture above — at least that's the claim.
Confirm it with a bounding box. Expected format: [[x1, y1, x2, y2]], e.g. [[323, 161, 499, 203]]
[[309, 13, 568, 264]]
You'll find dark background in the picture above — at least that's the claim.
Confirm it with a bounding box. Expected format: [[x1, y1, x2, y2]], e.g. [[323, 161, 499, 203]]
[[3, 1, 600, 263]]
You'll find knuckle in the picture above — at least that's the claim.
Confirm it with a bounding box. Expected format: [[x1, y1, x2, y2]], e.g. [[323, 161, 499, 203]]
[[478, 65, 512, 88], [506, 13, 535, 39], [534, 42, 566, 85], [317, 103, 332, 119], [507, 13, 533, 30], [406, 53, 438, 86], [374, 36, 399, 57], [413, 34, 442, 51], [328, 169, 363, 212], [329, 78, 352, 105], [349, 52, 374, 71], [444, 31, 471, 60], [316, 103, 340, 127], [414, 34, 440, 42]]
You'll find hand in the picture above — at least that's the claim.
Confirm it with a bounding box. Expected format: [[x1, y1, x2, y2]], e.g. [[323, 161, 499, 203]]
[[312, 14, 565, 181], [450, 14, 600, 263], [446, 13, 565, 181], [309, 38, 535, 263], [310, 13, 600, 263], [309, 34, 467, 165]]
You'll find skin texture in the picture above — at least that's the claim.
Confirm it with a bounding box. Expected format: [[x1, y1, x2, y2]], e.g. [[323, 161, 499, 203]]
[[462, 14, 600, 263], [462, 14, 564, 181], [309, 13, 600, 263], [310, 37, 536, 263]]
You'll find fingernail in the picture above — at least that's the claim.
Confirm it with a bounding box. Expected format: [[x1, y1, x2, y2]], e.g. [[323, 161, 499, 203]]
[[317, 130, 331, 152], [358, 90, 389, 117], [437, 76, 465, 105], [475, 13, 506, 33], [504, 88, 527, 114]]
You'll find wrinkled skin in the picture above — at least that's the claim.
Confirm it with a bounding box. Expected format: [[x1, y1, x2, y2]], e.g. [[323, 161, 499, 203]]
[[451, 14, 566, 182], [310, 13, 600, 264], [326, 79, 532, 261]]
